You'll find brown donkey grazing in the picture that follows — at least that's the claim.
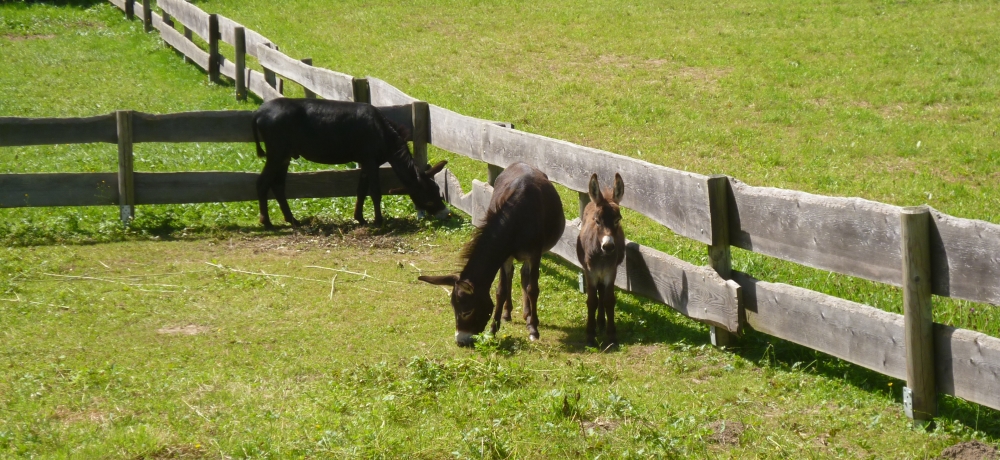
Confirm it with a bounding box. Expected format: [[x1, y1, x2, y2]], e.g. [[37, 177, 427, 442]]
[[576, 173, 625, 347], [419, 162, 565, 346]]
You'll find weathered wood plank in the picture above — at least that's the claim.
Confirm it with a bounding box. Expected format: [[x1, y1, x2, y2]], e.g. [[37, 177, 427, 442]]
[[368, 77, 417, 106], [216, 15, 272, 57], [0, 173, 118, 207], [735, 271, 908, 380], [133, 169, 404, 205], [434, 168, 737, 331], [935, 325, 1000, 411], [728, 179, 904, 286], [624, 239, 740, 331], [109, 0, 126, 11], [132, 111, 254, 143], [154, 14, 209, 70], [931, 210, 1000, 306], [255, 45, 354, 101], [428, 104, 485, 160], [0, 114, 117, 146], [483, 125, 714, 244], [375, 104, 414, 142], [247, 68, 283, 101], [157, 0, 210, 41]]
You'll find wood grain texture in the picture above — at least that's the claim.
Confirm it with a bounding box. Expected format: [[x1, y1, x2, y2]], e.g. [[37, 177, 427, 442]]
[[935, 325, 1000, 411], [247, 69, 282, 101], [116, 111, 135, 207], [368, 77, 417, 106], [0, 114, 117, 146], [132, 111, 254, 143], [157, 0, 209, 41], [132, 169, 404, 204], [930, 209, 1000, 306], [0, 173, 118, 207], [901, 207, 936, 419], [728, 178, 904, 286], [428, 104, 486, 160], [216, 15, 272, 57], [109, 0, 126, 11], [154, 14, 209, 70], [483, 124, 714, 244], [375, 105, 414, 142], [736, 271, 909, 380], [255, 45, 354, 101]]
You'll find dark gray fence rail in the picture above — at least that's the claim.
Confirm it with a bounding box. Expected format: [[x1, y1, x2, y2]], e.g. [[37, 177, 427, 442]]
[[11, 0, 993, 417]]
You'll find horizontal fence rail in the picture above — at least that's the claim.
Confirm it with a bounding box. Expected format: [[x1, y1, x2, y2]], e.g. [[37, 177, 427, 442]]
[[8, 0, 996, 416]]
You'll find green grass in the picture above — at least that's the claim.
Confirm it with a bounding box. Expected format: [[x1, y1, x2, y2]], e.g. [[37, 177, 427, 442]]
[[2, 0, 1000, 457]]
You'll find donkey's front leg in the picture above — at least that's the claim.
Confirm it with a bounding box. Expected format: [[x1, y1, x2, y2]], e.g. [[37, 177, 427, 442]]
[[584, 273, 600, 348], [602, 282, 618, 347]]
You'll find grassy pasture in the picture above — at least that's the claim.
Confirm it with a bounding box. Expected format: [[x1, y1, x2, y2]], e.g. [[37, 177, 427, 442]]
[[1, 0, 1000, 457]]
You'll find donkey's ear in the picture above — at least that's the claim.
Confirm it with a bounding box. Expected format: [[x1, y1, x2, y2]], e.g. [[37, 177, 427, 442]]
[[455, 279, 474, 296], [387, 187, 407, 195], [425, 160, 448, 177], [418, 274, 459, 286], [612, 173, 625, 204], [588, 173, 603, 204]]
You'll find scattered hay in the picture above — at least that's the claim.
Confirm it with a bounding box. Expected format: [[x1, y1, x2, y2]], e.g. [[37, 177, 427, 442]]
[[707, 420, 744, 446], [52, 406, 105, 424], [940, 441, 999, 460], [157, 325, 210, 336]]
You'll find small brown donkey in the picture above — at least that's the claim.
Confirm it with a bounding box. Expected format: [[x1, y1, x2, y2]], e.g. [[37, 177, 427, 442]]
[[419, 162, 565, 346], [576, 173, 625, 347]]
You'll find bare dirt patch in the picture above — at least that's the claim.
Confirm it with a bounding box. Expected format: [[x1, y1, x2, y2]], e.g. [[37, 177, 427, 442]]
[[707, 420, 744, 446], [581, 417, 621, 434], [225, 217, 423, 255], [52, 406, 105, 424], [3, 33, 55, 41], [940, 441, 1000, 460], [157, 325, 210, 336]]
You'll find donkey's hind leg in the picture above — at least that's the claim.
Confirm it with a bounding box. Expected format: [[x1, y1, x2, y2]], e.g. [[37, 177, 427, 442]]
[[520, 254, 542, 341], [257, 158, 286, 229], [500, 257, 514, 322], [272, 160, 300, 227], [353, 170, 369, 225]]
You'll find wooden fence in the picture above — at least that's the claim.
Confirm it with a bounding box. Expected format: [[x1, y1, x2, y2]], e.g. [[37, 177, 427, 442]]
[[1, 0, 998, 423]]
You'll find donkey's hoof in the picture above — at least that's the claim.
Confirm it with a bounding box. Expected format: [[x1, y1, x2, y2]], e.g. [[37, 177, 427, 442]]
[[528, 333, 539, 342], [288, 219, 302, 227], [586, 337, 599, 348], [501, 313, 512, 322]]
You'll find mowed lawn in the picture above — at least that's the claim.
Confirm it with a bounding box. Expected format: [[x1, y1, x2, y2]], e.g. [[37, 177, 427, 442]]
[[2, 0, 1000, 458]]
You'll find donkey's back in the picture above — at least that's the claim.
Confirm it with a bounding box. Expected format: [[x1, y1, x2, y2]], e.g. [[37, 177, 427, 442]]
[[486, 162, 565, 257]]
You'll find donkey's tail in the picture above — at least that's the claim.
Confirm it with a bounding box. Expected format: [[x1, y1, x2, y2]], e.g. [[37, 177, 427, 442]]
[[252, 112, 266, 158]]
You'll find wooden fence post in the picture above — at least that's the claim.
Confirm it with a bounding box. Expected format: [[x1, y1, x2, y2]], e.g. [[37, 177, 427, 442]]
[[234, 27, 247, 101], [707, 175, 736, 347], [300, 58, 317, 98], [352, 78, 371, 104], [181, 1, 193, 65], [142, 0, 152, 32], [116, 111, 135, 225], [262, 44, 282, 94], [901, 206, 936, 427], [125, 0, 134, 20], [412, 101, 430, 172], [207, 14, 220, 84]]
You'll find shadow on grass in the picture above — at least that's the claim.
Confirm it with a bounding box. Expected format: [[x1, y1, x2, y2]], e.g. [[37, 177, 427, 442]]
[[538, 254, 1000, 439], [539, 256, 710, 353]]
